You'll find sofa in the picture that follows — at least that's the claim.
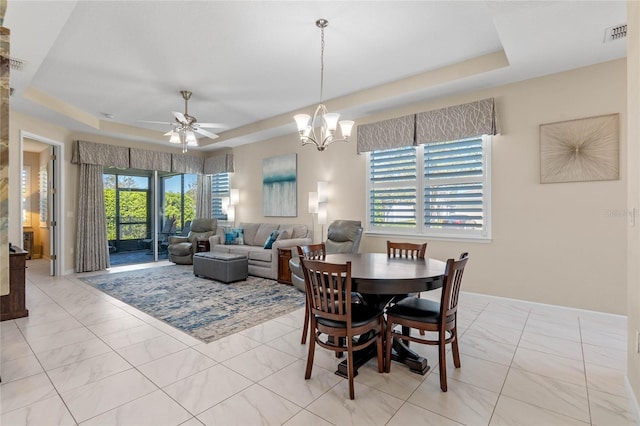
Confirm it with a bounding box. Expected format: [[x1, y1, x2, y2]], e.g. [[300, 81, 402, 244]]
[[209, 222, 312, 280], [289, 220, 363, 292]]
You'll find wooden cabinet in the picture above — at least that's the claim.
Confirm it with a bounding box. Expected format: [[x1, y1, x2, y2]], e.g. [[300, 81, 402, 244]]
[[23, 231, 33, 260], [277, 248, 293, 285], [196, 238, 210, 252], [1, 248, 29, 321]]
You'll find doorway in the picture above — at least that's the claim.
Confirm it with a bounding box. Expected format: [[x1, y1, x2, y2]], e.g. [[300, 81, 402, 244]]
[[20, 131, 64, 276]]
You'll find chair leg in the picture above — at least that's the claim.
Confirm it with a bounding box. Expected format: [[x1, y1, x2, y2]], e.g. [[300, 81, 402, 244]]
[[376, 319, 384, 373], [385, 319, 394, 373], [300, 300, 309, 344], [347, 337, 355, 400], [451, 327, 461, 368], [417, 293, 425, 336], [305, 322, 316, 380], [438, 331, 448, 392]]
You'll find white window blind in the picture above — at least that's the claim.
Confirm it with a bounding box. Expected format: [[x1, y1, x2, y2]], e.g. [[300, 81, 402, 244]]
[[367, 137, 490, 239]]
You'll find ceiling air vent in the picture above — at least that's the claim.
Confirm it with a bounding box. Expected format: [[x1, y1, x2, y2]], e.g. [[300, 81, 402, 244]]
[[604, 24, 627, 43]]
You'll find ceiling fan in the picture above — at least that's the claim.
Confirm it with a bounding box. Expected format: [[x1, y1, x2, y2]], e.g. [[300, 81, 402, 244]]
[[146, 90, 227, 152]]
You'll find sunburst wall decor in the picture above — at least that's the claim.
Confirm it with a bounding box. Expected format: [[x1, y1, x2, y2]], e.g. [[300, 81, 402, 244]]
[[539, 113, 619, 184]]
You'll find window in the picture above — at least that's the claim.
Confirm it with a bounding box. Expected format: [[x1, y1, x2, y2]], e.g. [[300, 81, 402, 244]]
[[211, 173, 230, 220], [367, 136, 491, 240]]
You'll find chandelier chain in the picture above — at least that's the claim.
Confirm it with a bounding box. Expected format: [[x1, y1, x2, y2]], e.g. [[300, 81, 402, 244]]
[[319, 24, 325, 103]]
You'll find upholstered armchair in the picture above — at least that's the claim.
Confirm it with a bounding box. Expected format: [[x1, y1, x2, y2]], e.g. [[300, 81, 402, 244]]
[[289, 220, 363, 292], [167, 218, 218, 265]]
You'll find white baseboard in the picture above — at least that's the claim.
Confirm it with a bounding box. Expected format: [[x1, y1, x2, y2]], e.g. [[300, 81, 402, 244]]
[[625, 376, 640, 425], [461, 290, 627, 318]]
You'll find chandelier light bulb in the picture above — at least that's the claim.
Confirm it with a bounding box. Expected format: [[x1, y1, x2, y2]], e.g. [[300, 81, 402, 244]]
[[169, 131, 181, 144], [186, 131, 198, 146]]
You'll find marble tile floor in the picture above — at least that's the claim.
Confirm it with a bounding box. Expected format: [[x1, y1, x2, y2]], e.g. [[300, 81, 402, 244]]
[[0, 259, 635, 426]]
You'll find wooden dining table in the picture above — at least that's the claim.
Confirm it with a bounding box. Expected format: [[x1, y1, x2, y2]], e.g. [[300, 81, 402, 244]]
[[323, 253, 447, 376]]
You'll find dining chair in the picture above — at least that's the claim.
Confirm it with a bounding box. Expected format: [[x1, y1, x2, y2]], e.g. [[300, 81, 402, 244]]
[[297, 243, 327, 344], [300, 258, 384, 400], [384, 252, 469, 392], [387, 240, 428, 335]]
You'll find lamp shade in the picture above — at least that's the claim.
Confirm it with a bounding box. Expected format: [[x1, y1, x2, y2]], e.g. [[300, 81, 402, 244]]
[[226, 205, 235, 223], [317, 181, 328, 203], [186, 131, 198, 146], [169, 131, 181, 144], [317, 202, 327, 225], [339, 120, 355, 138], [308, 192, 318, 214], [229, 188, 239, 205]]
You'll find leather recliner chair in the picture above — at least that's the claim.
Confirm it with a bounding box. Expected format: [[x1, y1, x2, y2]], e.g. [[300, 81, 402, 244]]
[[289, 220, 363, 292], [167, 218, 217, 265]]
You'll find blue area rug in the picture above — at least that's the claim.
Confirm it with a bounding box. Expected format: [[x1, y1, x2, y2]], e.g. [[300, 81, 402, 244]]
[[79, 265, 305, 343]]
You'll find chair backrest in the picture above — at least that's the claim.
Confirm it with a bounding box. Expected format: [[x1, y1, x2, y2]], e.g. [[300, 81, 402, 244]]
[[300, 258, 353, 325], [187, 218, 218, 244], [297, 243, 326, 260], [440, 253, 469, 323], [161, 217, 177, 234], [325, 220, 363, 254], [386, 241, 427, 259], [181, 220, 192, 236]]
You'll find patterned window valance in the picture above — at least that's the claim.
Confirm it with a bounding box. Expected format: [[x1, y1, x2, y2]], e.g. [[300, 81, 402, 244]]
[[356, 115, 415, 154], [129, 148, 172, 172], [71, 140, 129, 168], [416, 98, 498, 144], [171, 154, 205, 174], [203, 153, 235, 175]]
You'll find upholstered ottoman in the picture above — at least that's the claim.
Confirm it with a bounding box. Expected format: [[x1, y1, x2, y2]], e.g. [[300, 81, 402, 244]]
[[193, 252, 248, 283]]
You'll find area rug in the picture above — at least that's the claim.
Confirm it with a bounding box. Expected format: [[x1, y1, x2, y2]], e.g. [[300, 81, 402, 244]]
[[79, 265, 305, 343]]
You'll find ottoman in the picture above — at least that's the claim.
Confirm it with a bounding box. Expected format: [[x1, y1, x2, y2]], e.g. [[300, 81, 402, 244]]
[[193, 252, 248, 283]]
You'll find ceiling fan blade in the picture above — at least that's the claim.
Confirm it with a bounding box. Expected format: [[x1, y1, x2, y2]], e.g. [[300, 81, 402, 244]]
[[163, 130, 175, 136], [195, 122, 228, 129], [172, 111, 187, 123], [141, 120, 173, 125], [194, 128, 219, 140]]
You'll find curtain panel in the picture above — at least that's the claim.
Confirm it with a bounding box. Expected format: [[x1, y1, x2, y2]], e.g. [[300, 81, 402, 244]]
[[129, 148, 172, 172], [76, 163, 110, 272], [196, 175, 212, 218], [71, 140, 130, 168], [416, 98, 498, 144], [172, 154, 204, 174], [203, 153, 234, 175], [356, 115, 416, 154]]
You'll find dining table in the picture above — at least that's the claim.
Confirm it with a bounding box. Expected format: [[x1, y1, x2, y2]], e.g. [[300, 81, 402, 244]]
[[323, 253, 447, 377]]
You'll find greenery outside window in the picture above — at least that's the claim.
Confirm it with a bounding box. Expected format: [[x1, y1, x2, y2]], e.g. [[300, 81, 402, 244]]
[[366, 136, 491, 240]]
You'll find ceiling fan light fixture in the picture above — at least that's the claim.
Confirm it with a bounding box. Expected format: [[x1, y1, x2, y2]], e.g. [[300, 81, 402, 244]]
[[186, 131, 198, 146], [293, 19, 353, 152], [169, 131, 181, 144]]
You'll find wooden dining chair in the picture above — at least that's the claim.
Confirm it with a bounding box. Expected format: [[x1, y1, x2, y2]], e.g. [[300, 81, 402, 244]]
[[297, 243, 327, 344], [387, 240, 428, 334], [300, 258, 384, 399], [386, 241, 427, 260], [384, 252, 469, 392]]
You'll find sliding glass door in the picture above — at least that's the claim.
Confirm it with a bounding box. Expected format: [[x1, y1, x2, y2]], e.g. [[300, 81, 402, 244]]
[[160, 173, 197, 236]]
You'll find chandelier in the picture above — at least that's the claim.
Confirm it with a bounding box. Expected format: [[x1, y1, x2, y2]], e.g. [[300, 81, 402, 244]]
[[294, 19, 354, 152]]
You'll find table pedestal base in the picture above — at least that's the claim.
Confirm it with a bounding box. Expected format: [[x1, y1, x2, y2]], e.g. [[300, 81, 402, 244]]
[[334, 337, 430, 377]]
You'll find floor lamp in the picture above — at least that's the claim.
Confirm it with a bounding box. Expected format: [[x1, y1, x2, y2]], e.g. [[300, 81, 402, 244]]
[[309, 181, 328, 242]]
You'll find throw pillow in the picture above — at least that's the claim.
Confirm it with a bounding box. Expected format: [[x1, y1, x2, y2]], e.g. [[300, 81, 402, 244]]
[[276, 227, 292, 241], [232, 228, 245, 245], [263, 230, 279, 249], [225, 231, 237, 245]]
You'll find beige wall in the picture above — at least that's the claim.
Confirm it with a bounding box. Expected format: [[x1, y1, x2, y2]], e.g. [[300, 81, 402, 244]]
[[7, 59, 628, 315], [627, 0, 640, 412], [233, 59, 628, 315]]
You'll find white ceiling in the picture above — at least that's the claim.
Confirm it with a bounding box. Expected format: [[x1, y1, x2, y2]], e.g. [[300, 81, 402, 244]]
[[5, 1, 627, 152]]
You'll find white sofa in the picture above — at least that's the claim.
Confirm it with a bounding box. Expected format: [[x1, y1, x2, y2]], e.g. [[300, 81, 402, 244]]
[[209, 222, 312, 280]]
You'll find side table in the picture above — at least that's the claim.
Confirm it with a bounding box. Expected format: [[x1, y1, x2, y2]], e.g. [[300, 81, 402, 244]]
[[196, 238, 210, 252], [277, 248, 293, 285]]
